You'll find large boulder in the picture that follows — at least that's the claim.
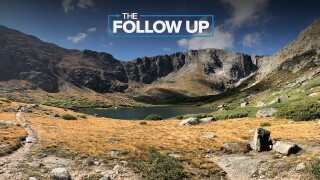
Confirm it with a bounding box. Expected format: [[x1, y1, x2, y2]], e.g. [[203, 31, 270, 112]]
[[256, 108, 278, 118], [179, 117, 214, 126], [278, 94, 289, 102], [200, 117, 215, 123], [19, 106, 32, 113], [250, 128, 271, 152], [273, 141, 301, 155], [240, 102, 249, 107], [49, 168, 71, 180], [179, 117, 201, 126]]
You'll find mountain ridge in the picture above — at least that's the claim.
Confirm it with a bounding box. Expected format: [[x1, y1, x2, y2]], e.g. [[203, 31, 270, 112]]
[[0, 19, 319, 101]]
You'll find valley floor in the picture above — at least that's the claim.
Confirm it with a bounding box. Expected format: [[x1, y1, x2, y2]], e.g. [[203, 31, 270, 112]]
[[0, 101, 320, 179]]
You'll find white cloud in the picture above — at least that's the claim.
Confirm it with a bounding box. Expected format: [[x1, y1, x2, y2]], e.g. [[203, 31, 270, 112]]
[[87, 27, 97, 33], [102, 42, 113, 47], [62, 0, 73, 14], [67, 32, 87, 43], [62, 0, 95, 14], [177, 26, 234, 50], [242, 32, 261, 47], [77, 0, 95, 9], [163, 48, 171, 51], [177, 0, 270, 51], [221, 0, 270, 29]]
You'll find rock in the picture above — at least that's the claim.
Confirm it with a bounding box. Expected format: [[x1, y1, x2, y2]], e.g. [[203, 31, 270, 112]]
[[256, 101, 268, 107], [179, 117, 201, 126], [309, 92, 319, 96], [94, 161, 100, 165], [50, 113, 60, 117], [256, 108, 278, 118], [108, 150, 120, 156], [94, 114, 99, 117], [249, 130, 255, 134], [200, 134, 215, 139], [250, 128, 271, 152], [217, 104, 226, 108], [42, 156, 73, 169], [200, 117, 215, 123], [222, 142, 239, 151], [113, 164, 125, 174], [49, 168, 71, 180], [273, 141, 301, 155], [168, 153, 182, 158], [278, 94, 289, 102], [296, 162, 306, 171], [26, 137, 35, 143], [19, 106, 32, 113], [211, 154, 262, 180], [7, 107, 17, 112], [120, 161, 128, 167], [29, 177, 37, 180], [241, 102, 249, 107], [28, 162, 41, 168], [30, 104, 39, 108]]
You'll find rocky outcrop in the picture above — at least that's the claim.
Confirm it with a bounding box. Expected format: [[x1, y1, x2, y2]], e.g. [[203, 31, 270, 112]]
[[256, 108, 278, 118], [250, 128, 271, 152], [273, 141, 301, 155]]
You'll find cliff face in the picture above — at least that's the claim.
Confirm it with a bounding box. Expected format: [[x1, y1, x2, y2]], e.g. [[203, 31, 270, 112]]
[[0, 19, 319, 97]]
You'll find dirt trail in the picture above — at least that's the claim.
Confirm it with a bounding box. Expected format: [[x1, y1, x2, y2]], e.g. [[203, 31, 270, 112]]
[[0, 112, 37, 179]]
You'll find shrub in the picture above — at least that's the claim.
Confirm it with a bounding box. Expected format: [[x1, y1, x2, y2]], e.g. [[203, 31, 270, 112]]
[[276, 100, 320, 121], [139, 121, 147, 125], [133, 148, 184, 180], [145, 114, 163, 120], [176, 115, 184, 120], [0, 98, 11, 103], [194, 114, 207, 118], [312, 158, 320, 179], [260, 122, 271, 127], [214, 110, 250, 120], [61, 114, 77, 120]]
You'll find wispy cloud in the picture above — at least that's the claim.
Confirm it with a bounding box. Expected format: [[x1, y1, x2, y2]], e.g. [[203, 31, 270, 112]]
[[87, 27, 97, 33], [67, 32, 87, 43], [163, 48, 171, 51], [177, 0, 270, 51], [77, 0, 95, 9], [221, 0, 270, 29], [178, 26, 234, 50], [242, 32, 261, 47], [61, 0, 95, 14], [62, 0, 73, 14], [102, 42, 113, 47]]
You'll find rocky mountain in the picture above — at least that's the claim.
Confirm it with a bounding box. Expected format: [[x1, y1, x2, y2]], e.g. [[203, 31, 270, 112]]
[[0, 18, 319, 100]]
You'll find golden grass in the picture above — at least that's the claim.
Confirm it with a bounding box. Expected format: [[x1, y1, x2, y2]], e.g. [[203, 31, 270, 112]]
[[0, 122, 27, 156], [23, 105, 320, 160], [0, 103, 28, 156]]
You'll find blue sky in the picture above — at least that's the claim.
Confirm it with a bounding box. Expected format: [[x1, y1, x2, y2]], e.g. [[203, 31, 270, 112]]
[[0, 0, 319, 61]]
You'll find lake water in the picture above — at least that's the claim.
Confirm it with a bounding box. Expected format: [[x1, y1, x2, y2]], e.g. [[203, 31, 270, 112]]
[[80, 106, 213, 120]]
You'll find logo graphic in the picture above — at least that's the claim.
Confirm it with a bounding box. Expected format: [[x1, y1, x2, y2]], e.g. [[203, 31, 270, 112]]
[[108, 13, 214, 38]]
